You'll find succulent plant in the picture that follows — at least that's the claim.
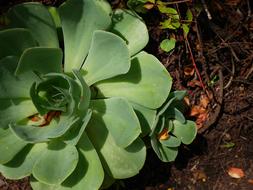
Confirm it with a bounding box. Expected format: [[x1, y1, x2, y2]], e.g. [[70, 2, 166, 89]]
[[0, 0, 173, 189], [150, 91, 197, 162]]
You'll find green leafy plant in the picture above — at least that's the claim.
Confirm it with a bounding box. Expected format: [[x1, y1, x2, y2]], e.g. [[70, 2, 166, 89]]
[[0, 0, 196, 189], [150, 91, 197, 161], [127, 0, 193, 52]]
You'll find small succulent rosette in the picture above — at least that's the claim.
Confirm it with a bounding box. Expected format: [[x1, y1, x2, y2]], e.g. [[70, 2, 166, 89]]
[[0, 0, 172, 189], [150, 91, 197, 162]]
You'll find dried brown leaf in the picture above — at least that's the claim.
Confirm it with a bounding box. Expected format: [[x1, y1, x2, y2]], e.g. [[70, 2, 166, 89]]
[[228, 167, 245, 178]]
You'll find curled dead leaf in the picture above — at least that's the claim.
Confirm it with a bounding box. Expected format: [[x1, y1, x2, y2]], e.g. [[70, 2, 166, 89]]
[[187, 80, 202, 87], [184, 66, 195, 76], [200, 94, 209, 108], [184, 96, 190, 106], [228, 167, 245, 178], [158, 128, 169, 140], [143, 3, 154, 10], [190, 105, 206, 116]]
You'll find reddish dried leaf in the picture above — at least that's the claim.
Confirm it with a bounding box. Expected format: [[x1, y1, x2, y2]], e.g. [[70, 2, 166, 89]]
[[190, 105, 206, 116], [248, 179, 253, 184], [30, 115, 41, 122], [143, 3, 154, 10], [184, 96, 190, 106], [184, 66, 195, 76], [228, 167, 245, 178], [187, 80, 202, 87], [200, 94, 210, 108], [158, 128, 169, 140]]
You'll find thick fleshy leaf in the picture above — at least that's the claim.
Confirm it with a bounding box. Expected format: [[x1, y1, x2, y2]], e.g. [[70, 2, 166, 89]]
[[15, 47, 63, 75], [172, 120, 197, 145], [63, 110, 92, 146], [169, 90, 187, 100], [32, 141, 79, 185], [95, 51, 172, 109], [0, 128, 27, 164], [0, 57, 38, 125], [30, 179, 59, 190], [10, 115, 79, 143], [72, 70, 91, 114], [165, 107, 186, 124], [159, 135, 181, 147], [111, 9, 149, 56], [7, 3, 59, 47], [58, 0, 111, 72], [87, 118, 146, 179], [0, 56, 40, 99], [156, 97, 176, 118], [59, 132, 104, 190], [151, 137, 178, 162], [31, 134, 104, 190], [131, 102, 156, 136], [0, 28, 37, 59], [90, 98, 141, 148], [82, 31, 130, 85], [0, 143, 47, 179], [0, 99, 37, 129]]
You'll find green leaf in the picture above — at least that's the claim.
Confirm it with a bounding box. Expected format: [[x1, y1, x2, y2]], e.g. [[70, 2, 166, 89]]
[[58, 0, 112, 72], [63, 110, 92, 146], [0, 143, 47, 179], [160, 19, 176, 30], [0, 128, 27, 164], [151, 137, 178, 162], [87, 118, 146, 179], [32, 141, 79, 185], [186, 9, 193, 22], [159, 135, 181, 147], [0, 28, 37, 59], [95, 51, 172, 109], [72, 70, 91, 114], [30, 178, 59, 190], [10, 115, 79, 143], [158, 5, 178, 15], [111, 9, 149, 56], [160, 38, 176, 52], [172, 120, 197, 144], [82, 31, 130, 85], [169, 90, 187, 100], [131, 102, 156, 136], [15, 47, 63, 75], [60, 133, 104, 190], [0, 99, 37, 129], [7, 2, 59, 48], [0, 56, 40, 99], [182, 24, 190, 37], [90, 98, 141, 148], [31, 134, 104, 190]]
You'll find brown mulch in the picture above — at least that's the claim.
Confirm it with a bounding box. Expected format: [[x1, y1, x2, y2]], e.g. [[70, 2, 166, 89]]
[[1, 0, 253, 190]]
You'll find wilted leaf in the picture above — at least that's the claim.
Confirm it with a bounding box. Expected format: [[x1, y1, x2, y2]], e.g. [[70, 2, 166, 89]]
[[228, 167, 245, 178], [200, 94, 210, 108], [190, 105, 206, 116], [143, 3, 154, 10], [184, 96, 190, 106], [187, 79, 202, 87], [184, 66, 194, 76], [158, 128, 169, 140]]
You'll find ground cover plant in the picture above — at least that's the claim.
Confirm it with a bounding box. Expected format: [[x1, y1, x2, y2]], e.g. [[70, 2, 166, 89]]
[[0, 0, 196, 189]]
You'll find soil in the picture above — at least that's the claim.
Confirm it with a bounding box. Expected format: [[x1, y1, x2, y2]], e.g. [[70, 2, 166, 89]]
[[1, 0, 253, 190]]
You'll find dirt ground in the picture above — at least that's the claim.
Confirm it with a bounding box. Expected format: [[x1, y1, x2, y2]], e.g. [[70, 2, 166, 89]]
[[0, 0, 253, 189]]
